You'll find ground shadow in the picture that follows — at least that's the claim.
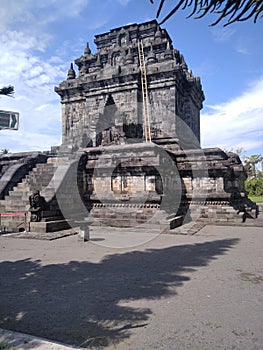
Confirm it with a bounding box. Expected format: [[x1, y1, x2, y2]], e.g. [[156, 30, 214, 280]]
[[0, 238, 239, 349]]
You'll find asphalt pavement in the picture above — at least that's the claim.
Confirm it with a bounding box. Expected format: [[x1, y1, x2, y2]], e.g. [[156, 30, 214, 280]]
[[0, 223, 262, 350]]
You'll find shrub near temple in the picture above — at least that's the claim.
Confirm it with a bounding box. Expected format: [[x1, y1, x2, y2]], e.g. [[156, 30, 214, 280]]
[[245, 176, 263, 196]]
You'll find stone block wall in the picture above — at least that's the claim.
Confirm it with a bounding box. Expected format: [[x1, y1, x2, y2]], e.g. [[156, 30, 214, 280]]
[[55, 20, 205, 150]]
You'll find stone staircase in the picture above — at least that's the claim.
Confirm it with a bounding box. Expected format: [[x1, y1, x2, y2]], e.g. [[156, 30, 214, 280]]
[[0, 152, 187, 233], [0, 162, 56, 231], [0, 159, 73, 233]]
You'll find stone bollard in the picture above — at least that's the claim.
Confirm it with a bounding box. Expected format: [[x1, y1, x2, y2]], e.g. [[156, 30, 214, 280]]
[[75, 220, 90, 241]]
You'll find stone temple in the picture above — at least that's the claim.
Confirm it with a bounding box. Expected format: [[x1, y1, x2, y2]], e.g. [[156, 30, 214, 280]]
[[56, 20, 203, 151], [0, 20, 257, 233]]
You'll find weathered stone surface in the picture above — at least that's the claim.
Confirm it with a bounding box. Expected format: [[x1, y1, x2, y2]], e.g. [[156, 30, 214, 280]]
[[0, 152, 48, 200], [2, 228, 77, 240], [55, 20, 204, 150], [0, 20, 258, 233]]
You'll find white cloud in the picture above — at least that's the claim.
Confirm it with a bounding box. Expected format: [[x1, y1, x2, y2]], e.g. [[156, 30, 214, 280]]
[[0, 28, 66, 152], [0, 1, 32, 32], [36, 0, 91, 25], [0, 1, 96, 153], [0, 0, 91, 31], [201, 77, 263, 154], [235, 45, 250, 55], [234, 36, 251, 55], [0, 129, 61, 153], [118, 0, 131, 5], [211, 27, 236, 43]]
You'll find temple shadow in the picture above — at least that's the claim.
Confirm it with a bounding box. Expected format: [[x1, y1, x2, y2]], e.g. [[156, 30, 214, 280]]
[[0, 238, 239, 349]]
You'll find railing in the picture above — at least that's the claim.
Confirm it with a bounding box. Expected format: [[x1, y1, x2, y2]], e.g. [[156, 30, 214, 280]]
[[0, 212, 29, 232]]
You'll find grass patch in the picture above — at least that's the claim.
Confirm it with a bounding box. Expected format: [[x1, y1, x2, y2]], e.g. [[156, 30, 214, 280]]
[[248, 195, 263, 203], [0, 346, 15, 350]]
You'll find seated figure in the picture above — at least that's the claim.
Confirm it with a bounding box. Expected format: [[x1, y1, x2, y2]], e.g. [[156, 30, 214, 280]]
[[29, 190, 47, 222]]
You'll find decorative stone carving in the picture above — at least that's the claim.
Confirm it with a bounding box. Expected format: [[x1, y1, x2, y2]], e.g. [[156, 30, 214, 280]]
[[29, 190, 47, 222], [51, 20, 256, 228], [55, 20, 205, 149], [67, 63, 76, 80]]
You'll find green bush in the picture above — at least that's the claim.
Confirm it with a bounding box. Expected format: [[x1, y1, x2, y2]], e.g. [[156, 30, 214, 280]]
[[245, 178, 263, 196], [248, 195, 263, 203]]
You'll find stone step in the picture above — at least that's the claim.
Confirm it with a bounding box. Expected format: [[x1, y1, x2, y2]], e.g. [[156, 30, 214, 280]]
[[27, 177, 55, 184], [31, 163, 54, 170], [41, 216, 64, 222], [2, 206, 29, 213], [36, 164, 55, 169], [13, 180, 30, 187], [8, 193, 31, 200], [29, 220, 71, 233], [4, 198, 30, 206], [3, 197, 29, 204], [90, 216, 184, 229], [4, 207, 30, 213], [7, 199, 30, 206], [159, 215, 184, 229], [24, 174, 54, 181], [8, 189, 28, 195], [90, 219, 149, 228], [12, 184, 31, 191], [0, 216, 27, 232], [47, 157, 72, 165], [8, 192, 31, 200], [89, 206, 184, 229], [26, 169, 55, 176], [0, 215, 27, 224], [0, 157, 72, 233]]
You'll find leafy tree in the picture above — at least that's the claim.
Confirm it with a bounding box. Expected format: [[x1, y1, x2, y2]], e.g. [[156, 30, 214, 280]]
[[245, 177, 263, 196], [223, 147, 246, 159], [150, 0, 263, 26], [1, 149, 9, 154], [0, 85, 14, 97], [244, 154, 263, 178]]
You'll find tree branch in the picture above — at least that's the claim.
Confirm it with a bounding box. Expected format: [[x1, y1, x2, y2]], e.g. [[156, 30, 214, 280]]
[[0, 85, 14, 97], [150, 0, 263, 25]]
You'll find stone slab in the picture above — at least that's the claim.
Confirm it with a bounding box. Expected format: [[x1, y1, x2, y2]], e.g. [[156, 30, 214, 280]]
[[1, 228, 78, 241]]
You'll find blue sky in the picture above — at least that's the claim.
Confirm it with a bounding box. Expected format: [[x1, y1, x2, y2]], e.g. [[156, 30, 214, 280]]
[[0, 0, 263, 158]]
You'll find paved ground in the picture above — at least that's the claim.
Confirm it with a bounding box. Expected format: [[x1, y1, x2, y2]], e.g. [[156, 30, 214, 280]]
[[0, 223, 263, 350]]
